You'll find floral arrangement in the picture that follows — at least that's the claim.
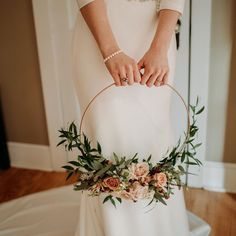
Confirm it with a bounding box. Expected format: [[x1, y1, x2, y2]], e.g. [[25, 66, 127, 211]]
[[57, 97, 204, 208]]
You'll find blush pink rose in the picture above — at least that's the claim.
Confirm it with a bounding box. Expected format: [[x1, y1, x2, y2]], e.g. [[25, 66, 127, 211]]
[[153, 172, 167, 188], [103, 177, 120, 191], [129, 181, 149, 201], [128, 162, 149, 180]]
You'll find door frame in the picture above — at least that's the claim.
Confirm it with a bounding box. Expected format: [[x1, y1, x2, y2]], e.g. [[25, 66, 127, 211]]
[[32, 0, 78, 170], [188, 0, 212, 187]]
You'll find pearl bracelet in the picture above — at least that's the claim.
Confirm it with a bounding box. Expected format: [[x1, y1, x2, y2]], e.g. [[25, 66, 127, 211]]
[[103, 49, 122, 63]]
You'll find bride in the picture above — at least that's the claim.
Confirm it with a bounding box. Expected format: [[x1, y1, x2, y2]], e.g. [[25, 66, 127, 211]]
[[71, 0, 189, 235], [0, 1, 212, 236]]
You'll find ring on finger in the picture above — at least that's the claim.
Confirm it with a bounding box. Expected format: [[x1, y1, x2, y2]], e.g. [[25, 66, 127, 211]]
[[155, 80, 161, 86], [121, 77, 128, 82]]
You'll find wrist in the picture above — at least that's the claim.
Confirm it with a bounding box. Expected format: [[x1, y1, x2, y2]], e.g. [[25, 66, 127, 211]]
[[104, 49, 123, 63], [150, 41, 169, 54], [150, 32, 172, 54], [100, 44, 121, 59]]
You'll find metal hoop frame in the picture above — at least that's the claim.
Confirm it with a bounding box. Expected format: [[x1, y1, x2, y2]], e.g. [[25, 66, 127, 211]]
[[79, 82, 190, 153]]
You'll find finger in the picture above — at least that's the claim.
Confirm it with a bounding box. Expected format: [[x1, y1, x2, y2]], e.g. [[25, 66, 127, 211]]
[[133, 63, 142, 83], [112, 71, 122, 86], [126, 64, 134, 85], [140, 68, 153, 85], [146, 73, 159, 87], [162, 70, 170, 85], [119, 66, 128, 86], [137, 59, 144, 71], [154, 71, 165, 87]]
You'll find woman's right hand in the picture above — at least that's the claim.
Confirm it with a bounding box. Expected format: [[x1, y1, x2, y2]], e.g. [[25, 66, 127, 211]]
[[79, 1, 141, 86], [104, 52, 142, 87]]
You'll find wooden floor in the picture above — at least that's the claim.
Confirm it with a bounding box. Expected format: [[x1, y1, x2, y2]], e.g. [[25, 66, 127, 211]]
[[0, 167, 236, 236], [184, 187, 236, 236]]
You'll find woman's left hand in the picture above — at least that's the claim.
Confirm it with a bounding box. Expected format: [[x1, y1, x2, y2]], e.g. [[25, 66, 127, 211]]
[[137, 47, 169, 87]]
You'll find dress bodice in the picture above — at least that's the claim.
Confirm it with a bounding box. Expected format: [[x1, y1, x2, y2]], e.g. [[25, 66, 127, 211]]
[[76, 0, 185, 16]]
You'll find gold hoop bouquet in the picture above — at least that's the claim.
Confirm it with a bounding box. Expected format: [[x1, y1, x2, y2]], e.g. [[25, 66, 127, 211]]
[[57, 82, 204, 208]]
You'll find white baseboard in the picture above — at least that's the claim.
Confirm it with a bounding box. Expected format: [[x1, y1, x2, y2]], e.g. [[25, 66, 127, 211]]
[[6, 142, 236, 193], [203, 161, 236, 193], [7, 142, 53, 171]]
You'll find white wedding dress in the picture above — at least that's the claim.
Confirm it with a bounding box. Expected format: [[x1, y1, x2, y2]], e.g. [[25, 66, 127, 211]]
[[71, 0, 207, 236], [0, 1, 211, 236]]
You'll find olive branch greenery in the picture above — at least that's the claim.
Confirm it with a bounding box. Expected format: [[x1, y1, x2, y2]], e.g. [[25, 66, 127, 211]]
[[57, 97, 204, 208]]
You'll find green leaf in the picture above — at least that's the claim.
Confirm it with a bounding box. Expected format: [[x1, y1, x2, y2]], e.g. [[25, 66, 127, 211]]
[[116, 197, 122, 204], [113, 152, 119, 164], [190, 129, 198, 136], [110, 197, 117, 208], [77, 145, 85, 156], [68, 161, 81, 167], [149, 162, 153, 169], [178, 165, 185, 172], [103, 195, 112, 204], [147, 154, 152, 162], [56, 139, 66, 147], [181, 151, 186, 162], [62, 165, 74, 171], [69, 122, 73, 132], [72, 122, 77, 136], [196, 96, 199, 106], [189, 105, 195, 113], [118, 157, 125, 168], [154, 193, 167, 205], [184, 161, 199, 165], [194, 143, 202, 148], [172, 156, 177, 166], [186, 138, 194, 144], [196, 106, 205, 115], [97, 156, 106, 163], [91, 160, 103, 170], [197, 159, 203, 165], [132, 152, 138, 160], [125, 159, 132, 166], [90, 148, 97, 152], [73, 182, 89, 191], [66, 171, 73, 180], [94, 164, 111, 178], [147, 197, 154, 206], [97, 141, 102, 154]]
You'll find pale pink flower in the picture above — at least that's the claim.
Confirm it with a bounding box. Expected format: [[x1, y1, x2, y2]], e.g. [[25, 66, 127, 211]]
[[153, 172, 167, 188], [128, 162, 149, 180], [129, 181, 149, 201]]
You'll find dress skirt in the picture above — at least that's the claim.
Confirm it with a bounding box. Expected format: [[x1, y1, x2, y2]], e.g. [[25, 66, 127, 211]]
[[71, 0, 190, 235]]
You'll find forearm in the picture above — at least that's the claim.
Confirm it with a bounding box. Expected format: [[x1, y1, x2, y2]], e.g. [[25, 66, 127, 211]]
[[80, 0, 119, 58], [150, 9, 181, 53]]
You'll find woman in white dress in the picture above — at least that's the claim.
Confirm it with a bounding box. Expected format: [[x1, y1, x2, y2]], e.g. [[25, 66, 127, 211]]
[[72, 0, 189, 236]]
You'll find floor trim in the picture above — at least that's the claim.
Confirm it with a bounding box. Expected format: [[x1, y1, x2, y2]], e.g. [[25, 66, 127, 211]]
[[7, 142, 53, 171], [203, 161, 236, 193]]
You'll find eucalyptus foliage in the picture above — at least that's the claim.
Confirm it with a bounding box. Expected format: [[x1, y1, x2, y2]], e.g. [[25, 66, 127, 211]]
[[57, 97, 204, 208]]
